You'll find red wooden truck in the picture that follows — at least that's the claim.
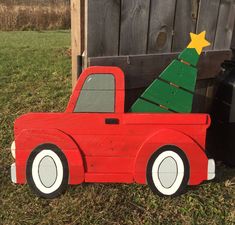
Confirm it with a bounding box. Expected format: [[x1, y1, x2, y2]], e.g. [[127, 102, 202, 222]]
[[10, 66, 215, 198]]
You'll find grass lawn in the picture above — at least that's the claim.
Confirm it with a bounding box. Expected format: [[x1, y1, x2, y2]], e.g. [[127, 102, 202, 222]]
[[0, 31, 234, 225]]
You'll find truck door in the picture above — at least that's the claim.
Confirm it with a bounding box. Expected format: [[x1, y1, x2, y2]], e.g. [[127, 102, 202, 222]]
[[71, 70, 133, 175]]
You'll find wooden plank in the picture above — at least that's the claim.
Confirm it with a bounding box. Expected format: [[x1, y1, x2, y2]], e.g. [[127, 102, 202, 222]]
[[147, 0, 177, 53], [83, 0, 88, 69], [196, 0, 221, 50], [214, 0, 235, 50], [193, 78, 215, 113], [89, 50, 232, 88], [192, 79, 216, 113], [232, 23, 235, 48], [71, 0, 84, 89], [119, 0, 150, 55], [87, 0, 120, 57], [192, 80, 208, 113], [89, 50, 232, 111], [231, 16, 235, 59], [172, 0, 199, 51], [205, 79, 216, 112]]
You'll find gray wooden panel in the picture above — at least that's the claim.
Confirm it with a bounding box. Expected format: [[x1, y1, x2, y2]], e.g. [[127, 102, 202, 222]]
[[192, 79, 215, 113], [89, 50, 232, 89], [172, 0, 199, 51], [232, 21, 235, 51], [196, 0, 221, 50], [87, 0, 120, 57], [89, 50, 231, 112], [214, 0, 235, 50], [192, 80, 208, 113], [147, 0, 177, 53], [119, 0, 150, 55], [232, 21, 235, 59]]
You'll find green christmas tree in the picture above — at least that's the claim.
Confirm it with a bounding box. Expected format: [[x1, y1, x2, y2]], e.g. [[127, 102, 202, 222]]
[[130, 31, 210, 113]]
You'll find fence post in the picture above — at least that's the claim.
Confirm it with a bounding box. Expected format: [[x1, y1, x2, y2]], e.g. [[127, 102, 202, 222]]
[[71, 0, 84, 89], [231, 20, 235, 59]]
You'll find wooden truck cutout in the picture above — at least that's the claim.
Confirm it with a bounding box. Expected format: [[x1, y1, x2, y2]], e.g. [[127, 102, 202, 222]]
[[10, 32, 215, 198]]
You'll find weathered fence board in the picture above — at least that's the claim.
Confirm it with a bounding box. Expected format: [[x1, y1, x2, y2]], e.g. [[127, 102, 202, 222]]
[[89, 50, 231, 88], [172, 0, 198, 51], [196, 0, 221, 50], [84, 0, 235, 57], [89, 50, 231, 111], [119, 0, 150, 55], [232, 22, 235, 58], [147, 0, 176, 53], [214, 0, 235, 50], [192, 80, 209, 113], [87, 0, 120, 57]]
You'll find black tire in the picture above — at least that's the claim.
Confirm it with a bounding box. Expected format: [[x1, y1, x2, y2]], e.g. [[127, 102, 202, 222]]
[[26, 144, 69, 199], [146, 145, 189, 197]]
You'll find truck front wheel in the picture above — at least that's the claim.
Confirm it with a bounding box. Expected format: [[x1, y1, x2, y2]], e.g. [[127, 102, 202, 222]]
[[26, 144, 69, 199], [147, 145, 189, 196]]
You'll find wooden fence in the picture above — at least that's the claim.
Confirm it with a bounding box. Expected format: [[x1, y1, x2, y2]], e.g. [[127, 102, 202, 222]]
[[71, 0, 235, 112]]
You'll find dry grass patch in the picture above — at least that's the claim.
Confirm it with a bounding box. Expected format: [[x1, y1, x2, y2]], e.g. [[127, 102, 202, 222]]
[[0, 3, 70, 31]]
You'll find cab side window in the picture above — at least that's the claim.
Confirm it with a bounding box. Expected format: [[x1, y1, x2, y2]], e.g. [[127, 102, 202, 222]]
[[74, 74, 115, 112]]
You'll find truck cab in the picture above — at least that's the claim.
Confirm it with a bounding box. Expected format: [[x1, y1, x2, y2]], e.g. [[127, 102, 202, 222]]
[[66, 66, 125, 114]]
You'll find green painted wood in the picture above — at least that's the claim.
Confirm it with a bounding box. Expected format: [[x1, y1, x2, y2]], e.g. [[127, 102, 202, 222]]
[[178, 48, 199, 66], [159, 60, 197, 92], [130, 47, 199, 113], [130, 98, 171, 113], [141, 79, 194, 112]]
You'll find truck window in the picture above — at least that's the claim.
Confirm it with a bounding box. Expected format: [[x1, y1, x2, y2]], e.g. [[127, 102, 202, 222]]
[[74, 74, 115, 112]]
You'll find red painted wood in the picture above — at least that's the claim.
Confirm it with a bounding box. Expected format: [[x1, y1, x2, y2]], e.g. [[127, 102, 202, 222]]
[[134, 129, 209, 185], [13, 66, 211, 188], [85, 173, 133, 183], [15, 129, 84, 185]]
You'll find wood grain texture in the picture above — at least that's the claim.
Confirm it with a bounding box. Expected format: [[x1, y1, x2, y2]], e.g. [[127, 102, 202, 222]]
[[89, 50, 231, 87], [87, 0, 120, 57], [214, 0, 235, 50], [83, 0, 88, 68], [119, 0, 150, 55], [89, 50, 232, 110], [172, 0, 199, 51], [148, 0, 177, 53], [196, 0, 221, 50], [71, 0, 84, 89], [230, 7, 235, 56], [192, 80, 208, 113]]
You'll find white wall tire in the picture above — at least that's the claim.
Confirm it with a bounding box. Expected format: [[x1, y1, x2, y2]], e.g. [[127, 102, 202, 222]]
[[147, 146, 189, 197], [26, 144, 69, 199]]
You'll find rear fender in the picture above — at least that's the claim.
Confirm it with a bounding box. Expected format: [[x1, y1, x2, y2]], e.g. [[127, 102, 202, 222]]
[[15, 129, 84, 185], [134, 129, 208, 185]]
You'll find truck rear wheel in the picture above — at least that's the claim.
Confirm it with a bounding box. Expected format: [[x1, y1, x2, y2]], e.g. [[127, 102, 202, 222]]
[[147, 145, 189, 196], [26, 144, 69, 199]]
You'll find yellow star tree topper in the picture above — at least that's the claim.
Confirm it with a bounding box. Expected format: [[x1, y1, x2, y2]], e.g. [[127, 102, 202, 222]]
[[187, 31, 211, 55]]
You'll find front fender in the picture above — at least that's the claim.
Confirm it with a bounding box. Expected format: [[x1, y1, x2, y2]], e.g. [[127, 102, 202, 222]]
[[15, 129, 84, 185], [134, 129, 208, 185]]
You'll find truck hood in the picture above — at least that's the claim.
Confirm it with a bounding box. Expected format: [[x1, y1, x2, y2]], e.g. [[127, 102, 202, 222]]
[[14, 113, 66, 136]]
